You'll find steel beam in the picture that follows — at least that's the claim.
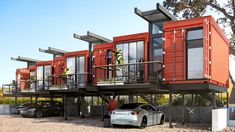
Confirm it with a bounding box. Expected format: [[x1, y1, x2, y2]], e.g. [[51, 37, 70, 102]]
[[169, 88, 173, 128]]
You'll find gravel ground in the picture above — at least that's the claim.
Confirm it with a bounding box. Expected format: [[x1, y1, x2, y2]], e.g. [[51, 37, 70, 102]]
[[0, 115, 234, 132]]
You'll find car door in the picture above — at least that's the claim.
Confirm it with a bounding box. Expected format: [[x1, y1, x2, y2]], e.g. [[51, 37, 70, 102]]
[[141, 105, 154, 125], [149, 105, 158, 125]]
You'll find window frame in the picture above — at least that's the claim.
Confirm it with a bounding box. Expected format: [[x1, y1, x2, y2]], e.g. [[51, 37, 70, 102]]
[[186, 27, 204, 80]]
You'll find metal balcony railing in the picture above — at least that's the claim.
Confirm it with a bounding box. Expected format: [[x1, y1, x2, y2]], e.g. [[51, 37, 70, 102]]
[[47, 73, 90, 90], [93, 61, 162, 86]]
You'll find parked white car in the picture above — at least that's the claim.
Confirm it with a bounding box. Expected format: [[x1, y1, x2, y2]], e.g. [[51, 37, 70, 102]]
[[111, 103, 164, 128]]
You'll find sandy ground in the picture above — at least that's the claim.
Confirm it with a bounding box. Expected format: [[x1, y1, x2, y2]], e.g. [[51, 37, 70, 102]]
[[0, 115, 234, 132]]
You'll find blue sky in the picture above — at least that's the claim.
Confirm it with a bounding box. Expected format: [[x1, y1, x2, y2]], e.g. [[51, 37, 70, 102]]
[[0, 0, 163, 85]]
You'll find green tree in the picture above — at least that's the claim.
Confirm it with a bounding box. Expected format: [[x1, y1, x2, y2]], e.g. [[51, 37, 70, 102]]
[[163, 0, 235, 90]]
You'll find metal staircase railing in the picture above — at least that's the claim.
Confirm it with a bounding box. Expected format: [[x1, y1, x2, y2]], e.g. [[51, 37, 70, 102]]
[[139, 93, 158, 107]]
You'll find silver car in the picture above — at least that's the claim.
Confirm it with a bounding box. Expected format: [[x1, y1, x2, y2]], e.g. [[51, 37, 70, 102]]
[[110, 103, 164, 128]]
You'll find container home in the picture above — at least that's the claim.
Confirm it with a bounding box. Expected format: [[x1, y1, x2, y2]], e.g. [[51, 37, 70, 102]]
[[36, 60, 53, 90], [162, 16, 229, 88], [63, 50, 89, 88]]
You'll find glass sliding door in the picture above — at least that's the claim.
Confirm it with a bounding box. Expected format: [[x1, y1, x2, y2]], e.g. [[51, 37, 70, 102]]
[[77, 56, 85, 87], [136, 41, 144, 82], [30, 71, 36, 90], [129, 42, 137, 83], [44, 65, 51, 89], [115, 40, 144, 83], [37, 66, 44, 90], [187, 28, 203, 79], [66, 57, 76, 88], [17, 73, 20, 91]]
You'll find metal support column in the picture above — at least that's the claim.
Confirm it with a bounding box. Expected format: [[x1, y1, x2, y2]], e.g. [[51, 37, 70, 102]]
[[64, 94, 68, 120], [15, 96, 18, 104], [182, 94, 185, 125], [212, 91, 216, 109], [101, 98, 104, 121], [88, 42, 93, 83], [30, 96, 33, 104], [77, 96, 80, 117], [35, 97, 38, 103], [169, 88, 173, 128], [129, 94, 134, 103], [226, 92, 229, 108]]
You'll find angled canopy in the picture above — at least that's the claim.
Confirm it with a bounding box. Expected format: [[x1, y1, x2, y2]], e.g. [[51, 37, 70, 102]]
[[73, 31, 112, 44], [135, 3, 177, 23], [11, 56, 42, 67], [39, 47, 67, 57], [11, 56, 41, 63]]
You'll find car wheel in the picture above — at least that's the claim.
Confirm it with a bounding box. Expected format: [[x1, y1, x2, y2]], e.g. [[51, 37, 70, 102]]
[[139, 116, 147, 129], [112, 124, 119, 128], [36, 111, 43, 118], [160, 115, 165, 125]]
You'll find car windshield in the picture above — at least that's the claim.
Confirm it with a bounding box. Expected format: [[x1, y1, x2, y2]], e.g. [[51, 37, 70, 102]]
[[119, 103, 142, 109]]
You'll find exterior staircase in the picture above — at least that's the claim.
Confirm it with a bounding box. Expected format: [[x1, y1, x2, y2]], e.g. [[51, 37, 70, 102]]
[[200, 93, 224, 107], [139, 94, 158, 107], [229, 86, 235, 104]]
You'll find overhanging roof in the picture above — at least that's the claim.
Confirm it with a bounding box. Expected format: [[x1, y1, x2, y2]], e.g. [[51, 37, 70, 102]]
[[73, 31, 112, 44], [11, 56, 41, 63], [39, 47, 67, 56], [135, 3, 177, 23]]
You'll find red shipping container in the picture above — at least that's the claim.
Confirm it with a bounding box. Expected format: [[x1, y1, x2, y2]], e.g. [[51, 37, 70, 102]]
[[162, 16, 229, 88], [16, 68, 30, 91]]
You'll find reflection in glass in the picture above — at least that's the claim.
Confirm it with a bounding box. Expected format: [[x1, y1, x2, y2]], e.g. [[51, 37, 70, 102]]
[[77, 56, 85, 87], [30, 71, 36, 90], [17, 74, 20, 91], [37, 66, 43, 90], [187, 28, 203, 79], [66, 57, 76, 88], [44, 65, 51, 89], [115, 41, 144, 83], [152, 23, 163, 34]]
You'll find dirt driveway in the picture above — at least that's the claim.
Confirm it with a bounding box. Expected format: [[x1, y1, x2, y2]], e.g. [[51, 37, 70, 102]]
[[0, 115, 234, 132]]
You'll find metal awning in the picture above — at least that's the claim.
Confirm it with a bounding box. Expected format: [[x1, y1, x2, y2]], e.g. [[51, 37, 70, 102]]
[[73, 31, 112, 44], [135, 3, 177, 23], [39, 47, 67, 56], [11, 56, 41, 63]]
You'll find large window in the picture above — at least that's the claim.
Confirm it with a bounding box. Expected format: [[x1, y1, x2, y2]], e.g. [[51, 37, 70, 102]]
[[37, 66, 44, 89], [115, 41, 144, 83], [44, 65, 51, 88], [152, 22, 163, 34], [187, 28, 203, 79], [30, 71, 36, 89], [66, 56, 86, 88]]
